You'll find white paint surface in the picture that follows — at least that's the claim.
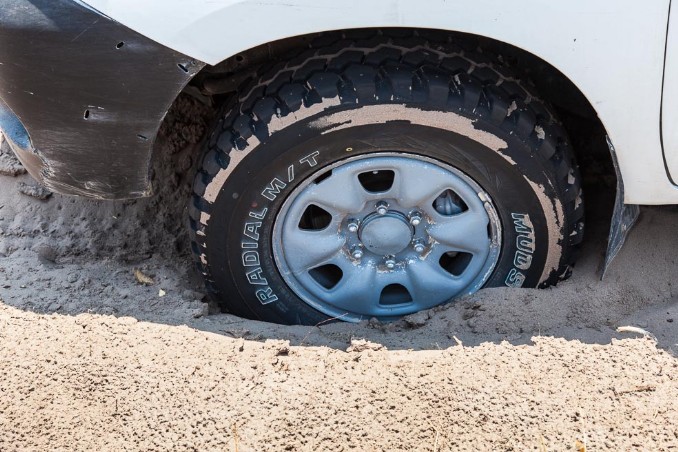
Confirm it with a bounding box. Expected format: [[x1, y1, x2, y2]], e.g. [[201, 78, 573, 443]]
[[83, 0, 678, 204], [662, 3, 678, 182]]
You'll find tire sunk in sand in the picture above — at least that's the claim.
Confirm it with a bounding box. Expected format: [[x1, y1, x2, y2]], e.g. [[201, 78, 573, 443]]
[[189, 32, 584, 325]]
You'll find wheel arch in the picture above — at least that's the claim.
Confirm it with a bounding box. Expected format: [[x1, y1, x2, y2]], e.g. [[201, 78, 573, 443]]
[[176, 26, 615, 202], [86, 0, 673, 203]]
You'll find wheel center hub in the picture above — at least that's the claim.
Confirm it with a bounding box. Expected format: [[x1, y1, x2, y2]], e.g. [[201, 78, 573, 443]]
[[359, 211, 413, 256]]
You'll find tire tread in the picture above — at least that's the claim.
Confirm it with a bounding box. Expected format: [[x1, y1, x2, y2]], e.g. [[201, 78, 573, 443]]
[[190, 30, 584, 308]]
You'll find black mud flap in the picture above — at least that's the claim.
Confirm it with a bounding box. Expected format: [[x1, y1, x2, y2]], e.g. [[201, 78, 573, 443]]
[[601, 136, 640, 279]]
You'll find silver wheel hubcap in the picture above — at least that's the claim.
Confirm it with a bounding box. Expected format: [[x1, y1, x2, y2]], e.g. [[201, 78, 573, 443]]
[[272, 153, 501, 321], [359, 211, 413, 255]]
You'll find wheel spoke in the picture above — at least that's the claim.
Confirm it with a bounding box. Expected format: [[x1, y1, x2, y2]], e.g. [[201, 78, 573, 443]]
[[394, 163, 457, 208], [304, 168, 367, 214], [406, 259, 467, 301], [427, 211, 490, 255], [283, 225, 345, 274], [324, 262, 381, 314]]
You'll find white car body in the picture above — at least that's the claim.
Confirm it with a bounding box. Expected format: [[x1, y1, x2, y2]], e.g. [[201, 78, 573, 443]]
[[83, 0, 677, 205]]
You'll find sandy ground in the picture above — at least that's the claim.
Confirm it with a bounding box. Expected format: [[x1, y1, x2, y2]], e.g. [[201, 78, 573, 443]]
[[1, 97, 677, 450]]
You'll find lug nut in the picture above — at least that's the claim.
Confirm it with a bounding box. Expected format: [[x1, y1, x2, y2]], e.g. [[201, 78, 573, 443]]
[[412, 239, 426, 253], [384, 255, 396, 269], [375, 201, 389, 215], [409, 211, 422, 226], [351, 246, 363, 259], [347, 219, 359, 233]]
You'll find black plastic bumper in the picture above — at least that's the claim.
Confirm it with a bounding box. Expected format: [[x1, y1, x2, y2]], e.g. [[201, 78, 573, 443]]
[[0, 0, 204, 199]]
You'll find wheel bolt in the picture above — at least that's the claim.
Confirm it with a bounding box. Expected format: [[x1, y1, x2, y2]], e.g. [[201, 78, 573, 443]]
[[375, 201, 389, 215], [384, 255, 396, 269], [351, 246, 363, 260], [347, 219, 359, 233], [409, 211, 422, 226], [412, 239, 426, 253]]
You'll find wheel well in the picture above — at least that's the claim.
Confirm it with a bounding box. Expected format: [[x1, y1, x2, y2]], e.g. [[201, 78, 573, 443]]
[[175, 27, 615, 238]]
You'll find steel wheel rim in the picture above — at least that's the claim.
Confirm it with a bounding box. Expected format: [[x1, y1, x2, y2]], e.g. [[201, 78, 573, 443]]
[[272, 152, 502, 321]]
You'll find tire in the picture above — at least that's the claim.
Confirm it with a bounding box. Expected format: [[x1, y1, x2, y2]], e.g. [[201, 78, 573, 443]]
[[189, 31, 584, 325]]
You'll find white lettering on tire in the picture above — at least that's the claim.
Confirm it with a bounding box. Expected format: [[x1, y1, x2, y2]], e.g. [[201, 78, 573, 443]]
[[239, 150, 322, 304], [505, 213, 535, 288], [241, 206, 278, 304]]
